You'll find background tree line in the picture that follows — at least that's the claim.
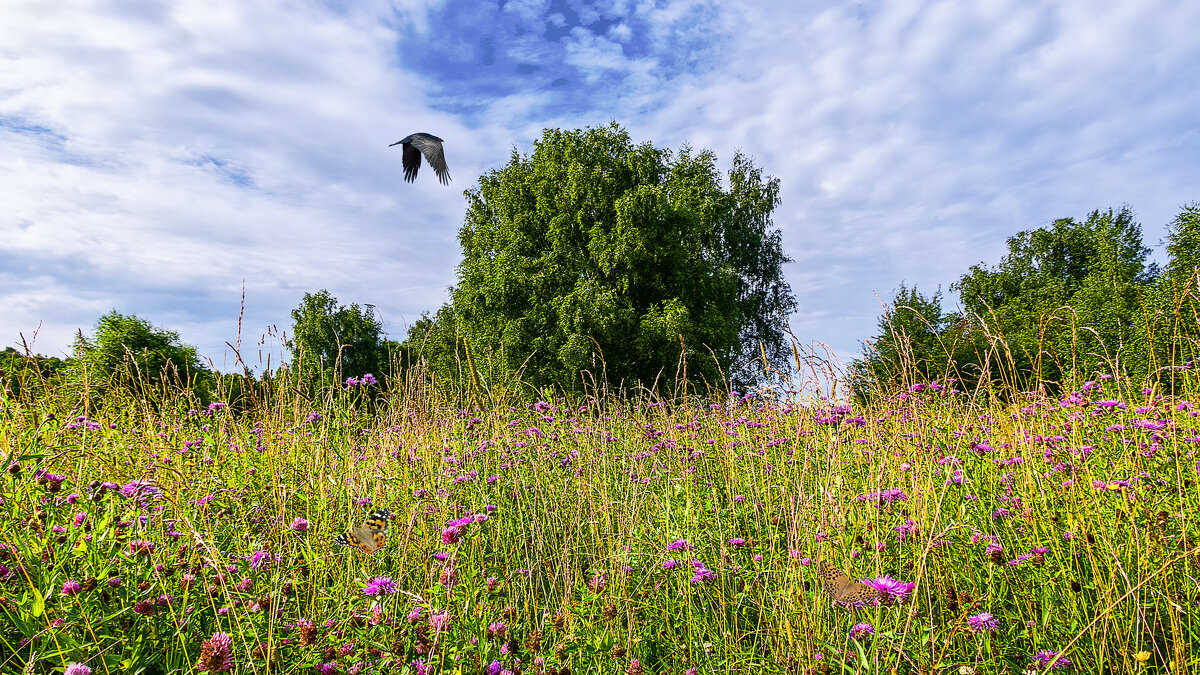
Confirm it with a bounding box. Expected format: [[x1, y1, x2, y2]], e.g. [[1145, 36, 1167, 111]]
[[4, 123, 1198, 405], [851, 204, 1200, 398]]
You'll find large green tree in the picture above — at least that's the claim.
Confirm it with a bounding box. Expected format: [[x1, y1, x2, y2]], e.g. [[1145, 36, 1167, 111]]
[[288, 290, 389, 385], [1153, 203, 1200, 384], [952, 207, 1156, 388], [409, 123, 796, 392], [73, 311, 214, 397], [850, 284, 979, 394]]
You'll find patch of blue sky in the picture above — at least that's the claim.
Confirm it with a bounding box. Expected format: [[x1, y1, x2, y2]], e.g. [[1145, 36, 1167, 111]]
[[1, 115, 67, 148], [0, 115, 109, 169], [393, 0, 723, 121], [191, 154, 255, 188]]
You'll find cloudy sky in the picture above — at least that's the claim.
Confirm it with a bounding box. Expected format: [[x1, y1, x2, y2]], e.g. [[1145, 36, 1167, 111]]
[[3, 0, 1198, 375]]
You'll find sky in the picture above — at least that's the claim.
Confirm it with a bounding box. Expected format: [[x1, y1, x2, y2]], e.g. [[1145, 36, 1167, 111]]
[[3, 0, 1199, 376]]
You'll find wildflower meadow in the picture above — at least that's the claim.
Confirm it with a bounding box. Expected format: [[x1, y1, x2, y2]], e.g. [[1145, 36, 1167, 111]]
[[1, 369, 1198, 674]]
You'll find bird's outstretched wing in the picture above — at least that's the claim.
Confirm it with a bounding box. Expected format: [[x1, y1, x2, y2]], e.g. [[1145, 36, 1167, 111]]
[[401, 143, 423, 183], [408, 134, 450, 185]]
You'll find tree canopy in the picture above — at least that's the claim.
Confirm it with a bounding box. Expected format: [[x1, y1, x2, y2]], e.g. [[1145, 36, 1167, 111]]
[[406, 122, 796, 393], [73, 310, 213, 397], [853, 205, 1200, 397], [288, 290, 390, 385]]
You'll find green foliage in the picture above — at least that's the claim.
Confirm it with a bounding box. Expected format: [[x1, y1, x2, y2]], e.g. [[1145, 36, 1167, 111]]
[[1143, 204, 1200, 393], [73, 310, 214, 400], [287, 290, 389, 386], [952, 207, 1160, 390], [1162, 203, 1200, 286], [850, 284, 979, 394], [409, 122, 796, 393], [0, 347, 67, 400], [850, 205, 1200, 397]]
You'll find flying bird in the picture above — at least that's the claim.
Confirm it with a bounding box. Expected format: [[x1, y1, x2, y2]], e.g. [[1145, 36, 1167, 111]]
[[389, 132, 451, 185]]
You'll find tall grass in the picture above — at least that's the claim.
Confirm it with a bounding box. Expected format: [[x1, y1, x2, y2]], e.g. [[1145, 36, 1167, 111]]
[[1, 338, 1198, 675]]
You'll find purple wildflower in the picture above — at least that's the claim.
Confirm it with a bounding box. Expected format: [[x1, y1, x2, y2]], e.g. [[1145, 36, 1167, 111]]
[[968, 612, 998, 634], [849, 622, 875, 640], [864, 575, 914, 603], [1033, 650, 1072, 670], [362, 576, 396, 597], [690, 560, 716, 583], [64, 664, 92, 675], [62, 579, 82, 595], [290, 517, 309, 532]]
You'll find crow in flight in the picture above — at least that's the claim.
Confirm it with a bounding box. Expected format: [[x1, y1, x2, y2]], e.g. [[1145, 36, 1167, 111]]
[[389, 132, 450, 185]]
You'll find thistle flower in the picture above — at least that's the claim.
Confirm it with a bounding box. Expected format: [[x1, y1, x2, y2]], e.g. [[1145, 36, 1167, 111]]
[[1032, 546, 1049, 565], [865, 575, 915, 604], [968, 612, 998, 634], [690, 560, 716, 583], [197, 632, 234, 672], [362, 576, 396, 597], [1033, 649, 1072, 670], [849, 622, 875, 640]]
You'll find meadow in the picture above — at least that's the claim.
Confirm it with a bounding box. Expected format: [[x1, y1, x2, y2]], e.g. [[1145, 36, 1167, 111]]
[[1, 367, 1197, 674]]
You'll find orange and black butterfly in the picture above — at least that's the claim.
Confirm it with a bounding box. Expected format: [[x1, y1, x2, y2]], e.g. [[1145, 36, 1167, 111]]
[[334, 509, 393, 554], [817, 559, 880, 607]]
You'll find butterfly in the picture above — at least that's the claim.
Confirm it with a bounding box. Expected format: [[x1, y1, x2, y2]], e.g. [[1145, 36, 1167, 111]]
[[334, 508, 393, 554], [817, 559, 880, 607]]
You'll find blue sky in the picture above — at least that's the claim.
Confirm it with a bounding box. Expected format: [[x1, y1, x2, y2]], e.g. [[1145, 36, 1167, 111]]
[[3, 0, 1199, 376]]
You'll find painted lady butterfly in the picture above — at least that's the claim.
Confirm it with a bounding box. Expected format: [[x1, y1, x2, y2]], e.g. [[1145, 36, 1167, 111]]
[[333, 508, 393, 554]]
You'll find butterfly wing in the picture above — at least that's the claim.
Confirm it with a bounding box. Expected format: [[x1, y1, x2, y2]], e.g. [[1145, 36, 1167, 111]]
[[818, 559, 880, 607], [817, 559, 850, 601], [334, 509, 393, 554], [835, 581, 880, 606]]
